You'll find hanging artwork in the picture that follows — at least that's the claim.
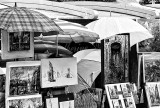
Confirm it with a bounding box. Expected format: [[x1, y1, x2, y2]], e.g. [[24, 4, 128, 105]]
[[6, 94, 42, 108], [145, 82, 160, 108], [0, 72, 5, 108], [40, 58, 77, 88], [105, 83, 136, 108], [5, 61, 40, 97], [101, 33, 130, 84], [1, 30, 34, 59], [46, 97, 59, 108], [143, 53, 160, 82]]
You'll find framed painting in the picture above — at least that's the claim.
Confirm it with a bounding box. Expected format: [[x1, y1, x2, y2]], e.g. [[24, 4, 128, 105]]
[[6, 61, 41, 97], [0, 72, 5, 108], [105, 83, 136, 108], [1, 30, 34, 59], [6, 94, 42, 108], [145, 82, 160, 108], [45, 97, 59, 108], [101, 33, 130, 85], [143, 53, 160, 82], [40, 58, 77, 88]]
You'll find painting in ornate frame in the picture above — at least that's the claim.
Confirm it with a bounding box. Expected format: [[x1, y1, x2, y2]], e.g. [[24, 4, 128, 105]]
[[40, 58, 77, 88], [101, 33, 130, 85], [1, 29, 34, 59], [142, 53, 160, 82], [145, 82, 160, 108], [6, 94, 42, 108], [105, 83, 136, 108], [5, 61, 41, 97]]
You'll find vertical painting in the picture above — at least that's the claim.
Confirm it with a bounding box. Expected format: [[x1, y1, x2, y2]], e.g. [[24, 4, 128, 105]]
[[9, 32, 30, 51], [123, 97, 136, 108], [0, 74, 5, 108], [6, 94, 42, 108], [120, 83, 131, 97], [101, 33, 130, 84], [46, 97, 59, 108], [143, 53, 160, 82], [6, 61, 40, 97], [1, 30, 34, 59], [108, 85, 119, 99], [41, 58, 77, 88], [145, 82, 160, 108]]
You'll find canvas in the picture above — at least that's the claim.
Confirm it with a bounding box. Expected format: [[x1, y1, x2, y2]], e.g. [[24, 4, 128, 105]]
[[143, 53, 160, 82], [101, 33, 130, 85], [1, 30, 34, 59], [145, 82, 160, 108], [6, 94, 42, 108], [46, 97, 59, 108], [41, 58, 77, 88], [6, 61, 40, 97], [105, 83, 136, 108]]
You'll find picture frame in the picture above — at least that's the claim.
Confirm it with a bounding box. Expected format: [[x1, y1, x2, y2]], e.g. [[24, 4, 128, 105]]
[[142, 53, 160, 82], [6, 61, 41, 98], [145, 82, 160, 108], [105, 83, 136, 108], [6, 94, 42, 108], [40, 58, 78, 88], [1, 30, 34, 59]]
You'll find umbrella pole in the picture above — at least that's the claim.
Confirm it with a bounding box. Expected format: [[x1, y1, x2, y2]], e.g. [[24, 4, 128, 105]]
[[56, 34, 59, 57]]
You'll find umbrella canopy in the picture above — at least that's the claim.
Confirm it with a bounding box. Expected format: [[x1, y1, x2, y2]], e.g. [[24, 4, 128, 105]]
[[34, 19, 99, 43], [68, 49, 101, 93], [34, 40, 73, 56], [86, 17, 153, 46], [0, 5, 62, 32]]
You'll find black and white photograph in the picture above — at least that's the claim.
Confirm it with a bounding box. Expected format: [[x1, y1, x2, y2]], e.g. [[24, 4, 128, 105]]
[[108, 85, 119, 99]]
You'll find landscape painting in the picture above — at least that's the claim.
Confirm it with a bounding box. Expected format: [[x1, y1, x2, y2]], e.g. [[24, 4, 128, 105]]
[[6, 94, 42, 108], [6, 61, 40, 97], [143, 54, 160, 82], [145, 82, 160, 108], [41, 58, 77, 88]]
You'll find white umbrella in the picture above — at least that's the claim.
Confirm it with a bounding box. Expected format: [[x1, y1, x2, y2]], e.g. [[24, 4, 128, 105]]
[[34, 19, 99, 43], [86, 17, 153, 46]]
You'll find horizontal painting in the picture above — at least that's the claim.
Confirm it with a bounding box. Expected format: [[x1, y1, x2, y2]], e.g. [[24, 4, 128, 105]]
[[1, 30, 34, 59], [6, 94, 42, 108], [143, 53, 160, 82], [112, 100, 123, 108], [6, 61, 40, 97], [41, 58, 77, 88], [145, 82, 160, 108], [59, 100, 74, 108]]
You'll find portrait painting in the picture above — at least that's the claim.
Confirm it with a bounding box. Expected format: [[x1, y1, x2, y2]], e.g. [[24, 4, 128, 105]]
[[46, 97, 59, 108], [6, 61, 40, 97], [6, 94, 42, 108], [1, 30, 34, 59], [143, 54, 160, 82], [108, 85, 119, 99], [123, 97, 136, 108], [145, 82, 160, 107], [120, 83, 131, 97], [41, 58, 77, 88], [112, 100, 123, 108]]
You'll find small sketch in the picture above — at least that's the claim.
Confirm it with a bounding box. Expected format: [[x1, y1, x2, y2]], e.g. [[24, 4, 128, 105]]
[[121, 83, 131, 97], [59, 100, 74, 108], [124, 97, 135, 108], [108, 85, 119, 99], [41, 58, 78, 88], [112, 100, 123, 108], [9, 32, 30, 51], [8, 95, 42, 108], [46, 98, 59, 108]]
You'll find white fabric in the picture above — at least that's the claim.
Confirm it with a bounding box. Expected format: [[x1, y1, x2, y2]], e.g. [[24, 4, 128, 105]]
[[86, 17, 153, 46]]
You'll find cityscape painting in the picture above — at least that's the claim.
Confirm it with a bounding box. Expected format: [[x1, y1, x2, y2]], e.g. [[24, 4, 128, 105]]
[[6, 94, 42, 108], [41, 58, 77, 88], [6, 61, 41, 97]]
